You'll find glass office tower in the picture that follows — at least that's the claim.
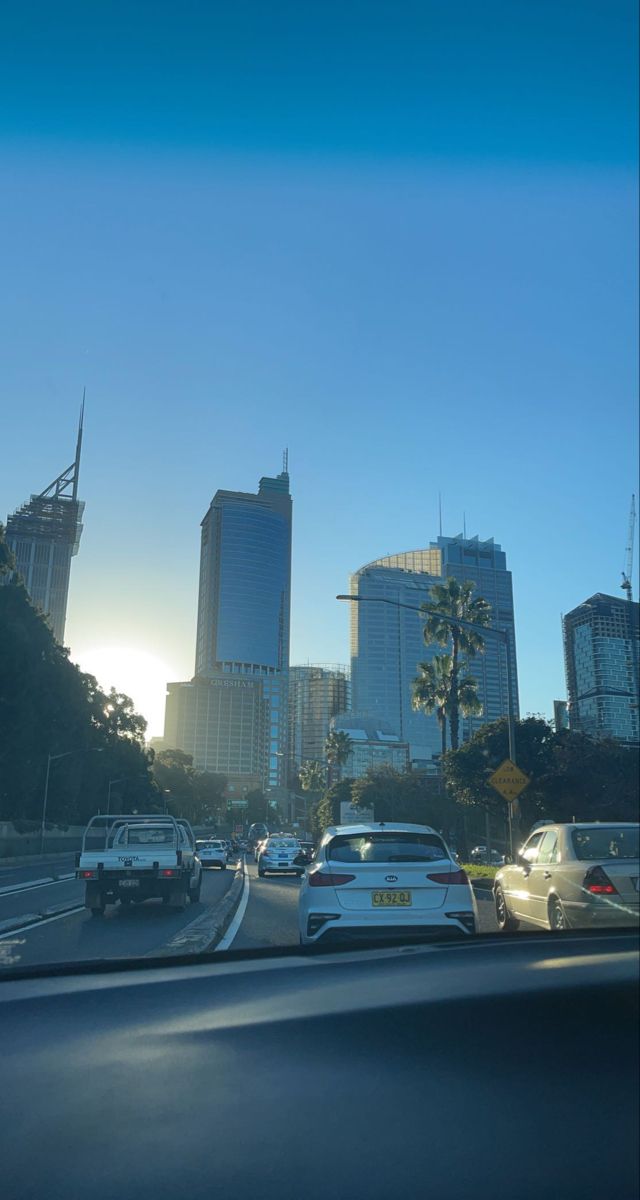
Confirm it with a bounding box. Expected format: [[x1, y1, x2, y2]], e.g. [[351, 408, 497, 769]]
[[192, 466, 292, 790], [288, 664, 350, 772], [350, 535, 519, 768], [563, 594, 639, 744]]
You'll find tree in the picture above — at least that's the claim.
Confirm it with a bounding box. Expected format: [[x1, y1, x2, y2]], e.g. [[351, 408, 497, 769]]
[[0, 523, 15, 576], [413, 655, 451, 759], [348, 766, 460, 838], [0, 573, 156, 824], [311, 778, 353, 840], [151, 749, 227, 826], [244, 788, 269, 827], [420, 578, 491, 750], [299, 760, 326, 795], [444, 717, 640, 834], [324, 730, 353, 786]]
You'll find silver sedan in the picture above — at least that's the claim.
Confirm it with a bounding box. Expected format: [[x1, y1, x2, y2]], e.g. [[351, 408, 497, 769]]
[[494, 822, 639, 932]]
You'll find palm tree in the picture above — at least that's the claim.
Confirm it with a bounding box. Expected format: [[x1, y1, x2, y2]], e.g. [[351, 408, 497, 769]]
[[325, 730, 353, 786], [413, 655, 484, 762], [412, 654, 452, 761], [420, 577, 491, 750], [299, 760, 326, 795]]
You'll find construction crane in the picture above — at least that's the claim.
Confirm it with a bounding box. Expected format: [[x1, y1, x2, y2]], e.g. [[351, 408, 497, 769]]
[[621, 494, 636, 601]]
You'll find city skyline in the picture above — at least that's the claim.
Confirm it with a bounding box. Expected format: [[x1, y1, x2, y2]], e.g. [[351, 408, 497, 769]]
[[2, 426, 637, 738]]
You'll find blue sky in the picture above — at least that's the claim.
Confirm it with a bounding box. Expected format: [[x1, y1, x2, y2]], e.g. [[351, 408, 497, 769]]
[[1, 1, 638, 734]]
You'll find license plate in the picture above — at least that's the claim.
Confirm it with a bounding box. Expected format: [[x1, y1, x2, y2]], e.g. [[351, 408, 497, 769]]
[[372, 890, 412, 907], [119, 879, 140, 889]]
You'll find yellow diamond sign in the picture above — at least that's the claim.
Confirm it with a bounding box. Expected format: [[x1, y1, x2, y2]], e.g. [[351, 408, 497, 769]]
[[488, 759, 530, 803]]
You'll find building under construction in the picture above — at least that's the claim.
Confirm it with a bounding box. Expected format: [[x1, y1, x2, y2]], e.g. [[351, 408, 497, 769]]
[[288, 664, 350, 773], [3, 402, 85, 644]]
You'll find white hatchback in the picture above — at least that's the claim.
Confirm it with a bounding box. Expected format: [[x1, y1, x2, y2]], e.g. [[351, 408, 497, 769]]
[[298, 823, 477, 945], [196, 840, 227, 870]]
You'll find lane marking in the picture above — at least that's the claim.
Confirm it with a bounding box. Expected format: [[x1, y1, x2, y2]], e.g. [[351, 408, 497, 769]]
[[0, 873, 77, 897], [0, 906, 85, 939], [214, 864, 250, 951]]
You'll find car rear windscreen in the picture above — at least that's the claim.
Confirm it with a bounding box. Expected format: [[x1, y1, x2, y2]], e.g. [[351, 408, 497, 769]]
[[571, 827, 639, 861], [328, 832, 449, 864]]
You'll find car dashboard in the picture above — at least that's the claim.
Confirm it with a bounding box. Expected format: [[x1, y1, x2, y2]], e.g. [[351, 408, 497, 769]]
[[0, 930, 638, 1200]]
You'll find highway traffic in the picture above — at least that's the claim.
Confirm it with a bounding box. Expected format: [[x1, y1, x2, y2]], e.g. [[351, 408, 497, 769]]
[[0, 848, 501, 971]]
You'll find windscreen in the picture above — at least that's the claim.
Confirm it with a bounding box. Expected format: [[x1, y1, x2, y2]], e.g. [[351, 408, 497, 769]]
[[0, 3, 636, 975], [571, 828, 639, 861], [328, 833, 449, 864]]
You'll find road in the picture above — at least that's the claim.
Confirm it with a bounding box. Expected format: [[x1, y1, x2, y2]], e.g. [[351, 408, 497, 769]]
[[224, 858, 502, 951], [0, 853, 513, 971], [0, 854, 235, 971]]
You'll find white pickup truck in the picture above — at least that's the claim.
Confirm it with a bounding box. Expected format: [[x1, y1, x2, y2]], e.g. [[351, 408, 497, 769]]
[[76, 814, 202, 916]]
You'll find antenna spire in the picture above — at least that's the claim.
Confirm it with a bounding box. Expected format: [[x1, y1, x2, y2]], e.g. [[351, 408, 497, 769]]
[[463, 511, 467, 540], [438, 493, 443, 538], [72, 388, 85, 501], [282, 447, 289, 474]]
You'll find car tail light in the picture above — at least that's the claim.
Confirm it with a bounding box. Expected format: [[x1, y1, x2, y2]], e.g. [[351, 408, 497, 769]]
[[80, 870, 97, 879], [427, 869, 469, 885], [161, 869, 177, 877], [584, 866, 618, 895], [308, 871, 356, 887]]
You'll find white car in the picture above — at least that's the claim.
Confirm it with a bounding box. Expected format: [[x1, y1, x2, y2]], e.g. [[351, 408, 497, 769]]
[[196, 839, 227, 870], [494, 822, 640, 932], [258, 836, 304, 878], [298, 823, 477, 945]]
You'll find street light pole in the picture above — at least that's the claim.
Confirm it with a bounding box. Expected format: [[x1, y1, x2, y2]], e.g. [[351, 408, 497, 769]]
[[41, 747, 103, 855]]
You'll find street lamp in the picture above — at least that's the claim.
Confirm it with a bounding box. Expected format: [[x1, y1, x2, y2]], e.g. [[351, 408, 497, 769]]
[[41, 747, 103, 855], [337, 593, 519, 849]]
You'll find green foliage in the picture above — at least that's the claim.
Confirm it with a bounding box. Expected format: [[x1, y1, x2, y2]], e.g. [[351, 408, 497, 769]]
[[420, 577, 491, 750], [0, 577, 156, 824], [0, 523, 15, 576], [351, 766, 457, 833], [151, 749, 227, 826], [412, 654, 482, 758], [311, 778, 353, 839], [299, 760, 326, 794], [444, 717, 640, 830], [244, 788, 269, 826], [324, 729, 353, 784]]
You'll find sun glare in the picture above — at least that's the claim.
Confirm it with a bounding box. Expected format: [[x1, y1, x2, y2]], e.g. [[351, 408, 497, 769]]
[[74, 646, 175, 739]]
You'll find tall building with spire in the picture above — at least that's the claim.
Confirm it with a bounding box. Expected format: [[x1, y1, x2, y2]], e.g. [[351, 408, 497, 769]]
[[2, 400, 85, 644]]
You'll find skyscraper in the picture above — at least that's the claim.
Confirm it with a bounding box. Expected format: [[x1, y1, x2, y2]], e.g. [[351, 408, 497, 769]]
[[2, 404, 84, 644], [288, 664, 350, 772], [563, 593, 639, 744], [164, 462, 292, 794], [350, 534, 519, 767]]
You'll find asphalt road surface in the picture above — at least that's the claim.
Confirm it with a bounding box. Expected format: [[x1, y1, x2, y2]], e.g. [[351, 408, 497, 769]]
[[224, 858, 502, 951], [0, 854, 517, 972], [0, 855, 235, 971]]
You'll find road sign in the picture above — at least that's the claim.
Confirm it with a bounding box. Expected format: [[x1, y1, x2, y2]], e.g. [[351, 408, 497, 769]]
[[340, 801, 374, 824], [488, 759, 530, 803]]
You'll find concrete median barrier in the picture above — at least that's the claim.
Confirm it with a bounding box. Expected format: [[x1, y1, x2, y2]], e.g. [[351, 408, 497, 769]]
[[149, 858, 246, 958]]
